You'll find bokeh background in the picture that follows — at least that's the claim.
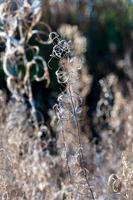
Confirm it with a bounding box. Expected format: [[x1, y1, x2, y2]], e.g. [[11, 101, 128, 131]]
[[0, 0, 133, 199], [36, 0, 133, 142]]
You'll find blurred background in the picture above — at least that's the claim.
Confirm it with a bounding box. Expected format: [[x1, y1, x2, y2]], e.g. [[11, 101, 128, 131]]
[[1, 0, 133, 147], [40, 0, 133, 142], [0, 0, 133, 199]]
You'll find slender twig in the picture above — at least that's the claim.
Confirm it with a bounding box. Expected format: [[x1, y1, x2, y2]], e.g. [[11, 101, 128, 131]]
[[18, 19, 39, 129], [60, 119, 73, 185], [68, 82, 95, 200]]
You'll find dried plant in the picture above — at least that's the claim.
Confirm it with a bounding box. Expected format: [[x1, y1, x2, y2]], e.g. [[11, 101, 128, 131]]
[[49, 29, 95, 199], [0, 0, 51, 128], [0, 1, 133, 200]]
